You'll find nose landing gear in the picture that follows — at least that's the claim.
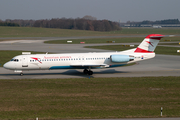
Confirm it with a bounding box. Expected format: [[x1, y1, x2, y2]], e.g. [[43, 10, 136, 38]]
[[14, 70, 23, 76], [20, 72, 23, 76]]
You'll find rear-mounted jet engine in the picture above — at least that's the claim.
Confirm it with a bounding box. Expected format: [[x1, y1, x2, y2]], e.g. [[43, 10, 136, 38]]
[[110, 55, 134, 63]]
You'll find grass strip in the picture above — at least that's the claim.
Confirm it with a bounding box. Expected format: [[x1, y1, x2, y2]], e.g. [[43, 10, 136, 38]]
[[44, 37, 180, 44], [159, 43, 180, 45], [1, 27, 180, 38], [0, 77, 180, 119], [44, 37, 143, 44], [0, 27, 106, 38], [109, 27, 180, 35]]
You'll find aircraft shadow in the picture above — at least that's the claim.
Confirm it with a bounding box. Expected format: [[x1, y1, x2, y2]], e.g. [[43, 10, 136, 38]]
[[0, 69, 129, 78], [94, 69, 128, 74]]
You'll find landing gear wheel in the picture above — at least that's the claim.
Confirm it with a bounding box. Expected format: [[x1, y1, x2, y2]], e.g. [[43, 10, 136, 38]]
[[83, 69, 88, 74], [88, 70, 93, 75], [20, 73, 23, 76]]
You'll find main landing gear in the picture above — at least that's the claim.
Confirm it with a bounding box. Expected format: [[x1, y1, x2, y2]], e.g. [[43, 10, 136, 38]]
[[83, 69, 93, 75]]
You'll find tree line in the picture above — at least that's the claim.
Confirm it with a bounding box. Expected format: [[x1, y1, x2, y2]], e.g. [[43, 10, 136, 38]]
[[33, 18, 121, 31], [0, 16, 121, 31], [126, 19, 180, 25], [0, 21, 20, 27]]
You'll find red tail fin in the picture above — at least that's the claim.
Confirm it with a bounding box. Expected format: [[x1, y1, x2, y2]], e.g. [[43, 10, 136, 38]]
[[134, 34, 164, 53]]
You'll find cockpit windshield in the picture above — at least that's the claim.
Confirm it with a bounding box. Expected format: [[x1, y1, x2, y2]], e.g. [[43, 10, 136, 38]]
[[10, 59, 19, 62]]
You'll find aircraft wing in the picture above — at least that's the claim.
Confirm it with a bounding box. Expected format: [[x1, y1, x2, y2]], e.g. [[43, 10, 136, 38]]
[[70, 64, 109, 68]]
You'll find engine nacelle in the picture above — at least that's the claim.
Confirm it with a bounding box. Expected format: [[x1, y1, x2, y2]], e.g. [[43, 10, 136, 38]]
[[110, 55, 134, 63]]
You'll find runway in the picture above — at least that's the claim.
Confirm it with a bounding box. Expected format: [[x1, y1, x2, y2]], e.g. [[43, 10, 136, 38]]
[[0, 37, 180, 79]]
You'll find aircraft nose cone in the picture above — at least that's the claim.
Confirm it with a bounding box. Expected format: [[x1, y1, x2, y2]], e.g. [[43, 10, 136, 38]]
[[3, 63, 8, 69], [3, 62, 12, 69]]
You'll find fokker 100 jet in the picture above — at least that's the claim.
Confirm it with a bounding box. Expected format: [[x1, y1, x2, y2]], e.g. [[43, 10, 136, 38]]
[[3, 34, 170, 76]]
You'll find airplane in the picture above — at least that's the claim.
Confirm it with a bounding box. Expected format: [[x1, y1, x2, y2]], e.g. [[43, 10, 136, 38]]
[[3, 34, 170, 76], [153, 25, 162, 29]]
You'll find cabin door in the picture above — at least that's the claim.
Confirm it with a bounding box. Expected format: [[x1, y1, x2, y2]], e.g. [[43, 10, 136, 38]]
[[22, 56, 28, 67]]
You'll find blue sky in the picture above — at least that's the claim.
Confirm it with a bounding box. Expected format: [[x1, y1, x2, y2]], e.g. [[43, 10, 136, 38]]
[[0, 0, 179, 22]]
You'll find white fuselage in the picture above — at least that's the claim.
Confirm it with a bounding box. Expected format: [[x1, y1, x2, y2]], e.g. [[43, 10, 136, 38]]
[[3, 50, 155, 71], [3, 34, 167, 75]]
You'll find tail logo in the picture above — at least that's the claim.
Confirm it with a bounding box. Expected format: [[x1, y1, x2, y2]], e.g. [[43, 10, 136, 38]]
[[146, 41, 154, 47]]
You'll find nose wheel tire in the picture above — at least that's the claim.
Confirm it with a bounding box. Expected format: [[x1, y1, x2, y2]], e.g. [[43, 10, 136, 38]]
[[20, 73, 23, 76]]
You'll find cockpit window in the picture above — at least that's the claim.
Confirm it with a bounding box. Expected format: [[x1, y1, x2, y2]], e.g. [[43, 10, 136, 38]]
[[15, 59, 19, 62], [11, 59, 19, 62]]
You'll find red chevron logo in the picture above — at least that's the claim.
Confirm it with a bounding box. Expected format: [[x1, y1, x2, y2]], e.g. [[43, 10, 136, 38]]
[[31, 57, 42, 64], [146, 41, 154, 47]]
